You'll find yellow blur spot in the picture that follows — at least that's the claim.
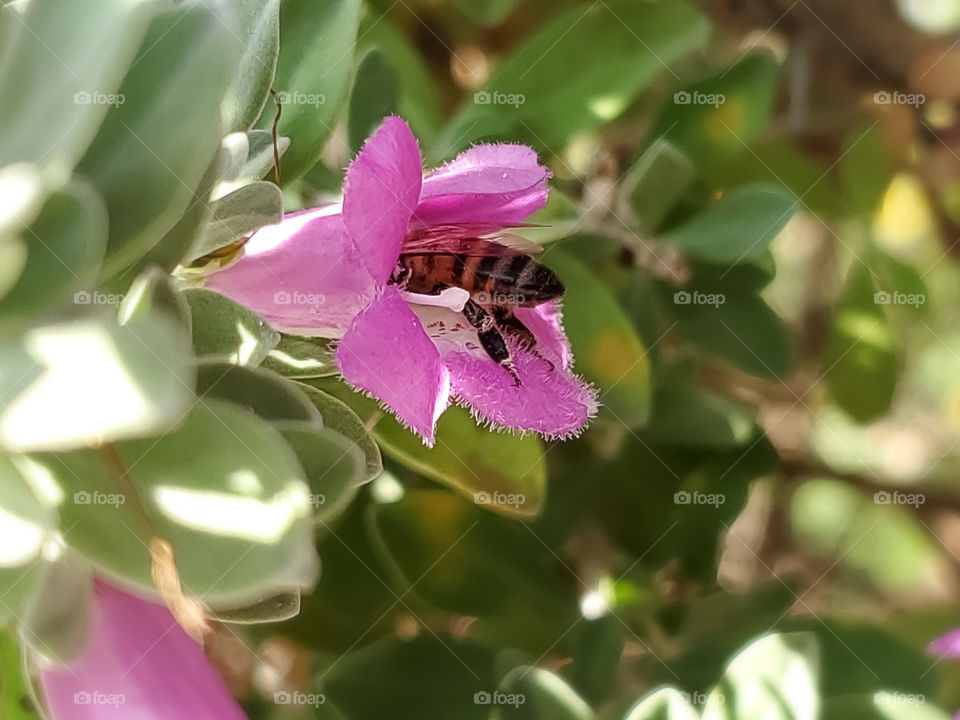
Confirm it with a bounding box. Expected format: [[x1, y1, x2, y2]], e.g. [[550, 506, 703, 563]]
[[591, 330, 648, 385], [705, 97, 746, 141], [874, 173, 935, 253]]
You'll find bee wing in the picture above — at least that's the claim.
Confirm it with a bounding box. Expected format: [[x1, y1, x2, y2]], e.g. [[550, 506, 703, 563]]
[[402, 224, 544, 256]]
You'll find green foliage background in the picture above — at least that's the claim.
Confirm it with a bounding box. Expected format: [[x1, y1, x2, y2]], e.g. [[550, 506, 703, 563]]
[[2, 0, 960, 718]]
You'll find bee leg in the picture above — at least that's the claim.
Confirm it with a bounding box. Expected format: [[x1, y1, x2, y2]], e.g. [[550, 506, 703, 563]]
[[491, 306, 555, 371], [462, 299, 521, 386]]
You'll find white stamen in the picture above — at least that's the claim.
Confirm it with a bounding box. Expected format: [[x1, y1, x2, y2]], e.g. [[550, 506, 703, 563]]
[[400, 286, 470, 312]]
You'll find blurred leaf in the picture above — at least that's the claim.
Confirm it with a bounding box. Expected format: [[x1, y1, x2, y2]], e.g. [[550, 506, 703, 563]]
[[0, 631, 37, 720], [16, 552, 92, 664], [545, 249, 651, 427], [297, 383, 382, 484], [186, 181, 283, 263], [624, 688, 699, 720], [622, 140, 696, 235], [36, 398, 318, 606], [79, 3, 238, 278], [223, 0, 280, 131], [209, 589, 300, 624], [268, 0, 361, 181], [453, 0, 518, 26], [670, 285, 794, 380], [0, 316, 193, 451], [183, 287, 280, 366], [661, 183, 797, 264], [821, 266, 897, 422], [322, 634, 497, 720], [840, 123, 893, 216], [568, 615, 624, 704], [195, 363, 319, 423], [0, 181, 107, 332], [822, 694, 951, 720], [646, 368, 756, 448], [436, 0, 710, 156], [495, 665, 594, 720], [653, 52, 780, 165], [118, 267, 191, 332], [347, 49, 400, 155], [701, 632, 819, 720], [0, 0, 151, 180], [261, 334, 338, 379]]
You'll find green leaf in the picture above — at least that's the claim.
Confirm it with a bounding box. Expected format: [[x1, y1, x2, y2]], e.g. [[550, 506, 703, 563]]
[[78, 3, 238, 278], [822, 694, 951, 720], [33, 398, 318, 606], [209, 589, 300, 625], [839, 122, 893, 216], [661, 183, 797, 264], [568, 616, 624, 704], [494, 665, 594, 720], [0, 316, 193, 451], [0, 0, 152, 180], [322, 634, 498, 720], [186, 181, 283, 263], [261, 334, 338, 379], [436, 0, 710, 156], [821, 266, 897, 422], [0, 181, 107, 333], [544, 249, 650, 427], [368, 490, 575, 639], [183, 287, 280, 366], [268, 0, 361, 182], [624, 688, 699, 720], [223, 0, 281, 131], [118, 267, 192, 332], [453, 0, 518, 25], [297, 383, 382, 484], [0, 631, 38, 720], [347, 49, 400, 155], [652, 52, 781, 165], [195, 363, 319, 423], [622, 139, 696, 235], [701, 632, 819, 720]]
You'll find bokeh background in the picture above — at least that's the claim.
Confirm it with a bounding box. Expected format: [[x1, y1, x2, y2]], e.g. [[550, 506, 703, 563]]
[[3, 0, 960, 718]]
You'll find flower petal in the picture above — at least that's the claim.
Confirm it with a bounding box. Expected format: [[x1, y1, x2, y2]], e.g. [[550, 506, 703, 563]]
[[929, 628, 960, 659], [205, 205, 375, 336], [343, 116, 423, 284], [336, 287, 449, 445], [39, 581, 246, 720], [413, 144, 550, 229], [412, 302, 596, 438]]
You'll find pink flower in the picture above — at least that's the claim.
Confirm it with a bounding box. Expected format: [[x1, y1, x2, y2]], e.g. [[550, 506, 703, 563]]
[[929, 628, 960, 659], [206, 117, 596, 445], [39, 581, 246, 720]]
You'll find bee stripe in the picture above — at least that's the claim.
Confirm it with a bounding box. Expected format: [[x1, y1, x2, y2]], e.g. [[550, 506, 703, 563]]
[[452, 253, 468, 285]]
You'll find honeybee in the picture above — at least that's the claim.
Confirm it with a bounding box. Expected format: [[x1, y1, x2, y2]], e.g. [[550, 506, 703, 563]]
[[391, 225, 563, 386]]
